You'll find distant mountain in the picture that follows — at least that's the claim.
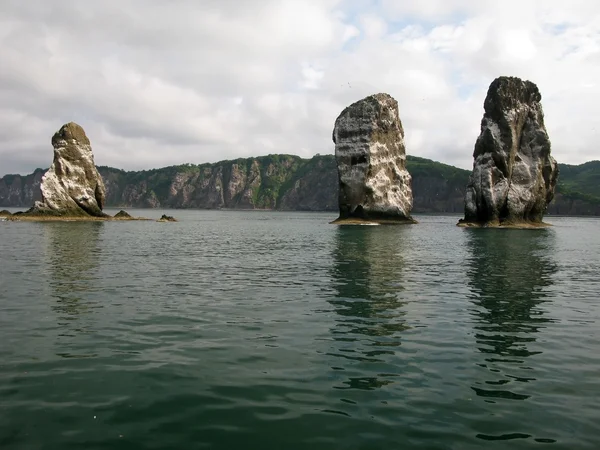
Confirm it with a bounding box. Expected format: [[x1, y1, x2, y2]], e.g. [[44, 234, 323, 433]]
[[1, 155, 598, 215]]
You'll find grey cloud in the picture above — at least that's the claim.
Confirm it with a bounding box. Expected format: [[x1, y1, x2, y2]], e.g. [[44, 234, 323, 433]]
[[1, 0, 599, 176]]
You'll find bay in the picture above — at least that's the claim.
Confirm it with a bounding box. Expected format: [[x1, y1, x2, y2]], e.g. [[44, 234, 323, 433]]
[[0, 211, 599, 449]]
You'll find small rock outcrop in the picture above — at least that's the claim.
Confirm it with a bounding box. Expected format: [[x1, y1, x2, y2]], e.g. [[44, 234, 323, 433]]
[[332, 93, 414, 224], [157, 214, 177, 222], [29, 122, 106, 217], [460, 77, 559, 227], [0, 209, 11, 217], [113, 210, 132, 219]]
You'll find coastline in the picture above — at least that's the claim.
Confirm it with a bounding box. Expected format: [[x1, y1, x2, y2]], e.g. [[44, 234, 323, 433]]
[[2, 206, 598, 220]]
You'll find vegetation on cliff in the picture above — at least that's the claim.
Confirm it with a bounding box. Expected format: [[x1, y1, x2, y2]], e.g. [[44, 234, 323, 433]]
[[556, 161, 600, 201], [1, 155, 598, 215], [550, 161, 600, 215]]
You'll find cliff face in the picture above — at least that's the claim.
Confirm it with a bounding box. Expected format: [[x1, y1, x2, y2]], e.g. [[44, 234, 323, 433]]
[[1, 155, 598, 215], [0, 169, 44, 207], [546, 194, 600, 216], [278, 156, 338, 211], [97, 155, 340, 211]]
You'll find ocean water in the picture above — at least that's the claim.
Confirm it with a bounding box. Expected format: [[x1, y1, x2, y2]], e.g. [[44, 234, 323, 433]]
[[0, 210, 599, 450]]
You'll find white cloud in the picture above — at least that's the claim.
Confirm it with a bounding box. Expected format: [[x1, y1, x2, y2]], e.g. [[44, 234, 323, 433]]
[[360, 14, 388, 39], [0, 0, 599, 176], [300, 63, 325, 90]]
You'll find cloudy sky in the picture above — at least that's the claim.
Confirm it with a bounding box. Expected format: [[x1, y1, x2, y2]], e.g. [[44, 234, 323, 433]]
[[1, 0, 599, 176]]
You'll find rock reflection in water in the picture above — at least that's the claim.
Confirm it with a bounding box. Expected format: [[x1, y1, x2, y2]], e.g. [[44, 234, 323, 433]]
[[44, 222, 103, 325], [328, 226, 409, 390], [465, 229, 557, 402]]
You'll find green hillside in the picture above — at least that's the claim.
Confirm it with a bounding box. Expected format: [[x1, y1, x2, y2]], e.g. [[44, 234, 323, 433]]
[[406, 156, 470, 183], [556, 161, 600, 203], [2, 155, 599, 215]]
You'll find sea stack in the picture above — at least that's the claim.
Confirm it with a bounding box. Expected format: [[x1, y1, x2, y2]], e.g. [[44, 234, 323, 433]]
[[30, 122, 106, 217], [332, 93, 414, 224], [459, 76, 558, 227]]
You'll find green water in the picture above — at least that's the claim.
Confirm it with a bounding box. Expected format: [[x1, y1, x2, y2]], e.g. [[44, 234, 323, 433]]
[[1, 211, 599, 449]]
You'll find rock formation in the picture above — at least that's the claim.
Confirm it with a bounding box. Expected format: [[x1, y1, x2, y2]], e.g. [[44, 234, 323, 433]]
[[30, 122, 107, 217], [332, 93, 414, 223], [460, 76, 559, 227]]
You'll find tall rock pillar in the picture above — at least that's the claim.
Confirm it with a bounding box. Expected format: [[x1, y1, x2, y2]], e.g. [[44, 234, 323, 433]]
[[332, 93, 414, 224]]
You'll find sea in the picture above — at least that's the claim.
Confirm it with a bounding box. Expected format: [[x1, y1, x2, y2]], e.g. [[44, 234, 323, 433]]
[[1, 210, 599, 450]]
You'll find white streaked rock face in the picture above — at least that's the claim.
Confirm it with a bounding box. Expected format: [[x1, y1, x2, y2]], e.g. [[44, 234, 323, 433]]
[[332, 93, 413, 222], [33, 122, 106, 216], [462, 76, 559, 225]]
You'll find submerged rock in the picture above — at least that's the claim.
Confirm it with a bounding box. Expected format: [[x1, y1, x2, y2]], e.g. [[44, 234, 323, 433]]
[[332, 93, 414, 224], [460, 77, 559, 227], [29, 122, 107, 217]]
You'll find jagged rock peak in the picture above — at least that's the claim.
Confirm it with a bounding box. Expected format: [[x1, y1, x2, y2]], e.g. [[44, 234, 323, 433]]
[[483, 76, 542, 122], [460, 76, 559, 227], [30, 122, 107, 217], [332, 93, 414, 224]]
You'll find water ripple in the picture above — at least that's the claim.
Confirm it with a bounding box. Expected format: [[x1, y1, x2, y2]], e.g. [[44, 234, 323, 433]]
[[1, 212, 599, 449]]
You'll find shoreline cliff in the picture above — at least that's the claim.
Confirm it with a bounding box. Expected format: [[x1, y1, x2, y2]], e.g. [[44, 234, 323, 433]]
[[1, 154, 598, 215]]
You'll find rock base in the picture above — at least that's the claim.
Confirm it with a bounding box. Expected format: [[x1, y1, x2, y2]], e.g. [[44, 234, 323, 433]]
[[331, 216, 417, 225], [457, 219, 551, 229]]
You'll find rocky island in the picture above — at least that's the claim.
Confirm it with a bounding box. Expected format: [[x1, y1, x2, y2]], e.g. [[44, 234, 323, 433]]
[[157, 214, 178, 222], [6, 123, 158, 222], [331, 93, 415, 224], [458, 76, 559, 228], [27, 122, 107, 217]]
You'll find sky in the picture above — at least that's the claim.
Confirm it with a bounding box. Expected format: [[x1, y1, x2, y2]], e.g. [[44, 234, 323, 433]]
[[1, 0, 599, 176]]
